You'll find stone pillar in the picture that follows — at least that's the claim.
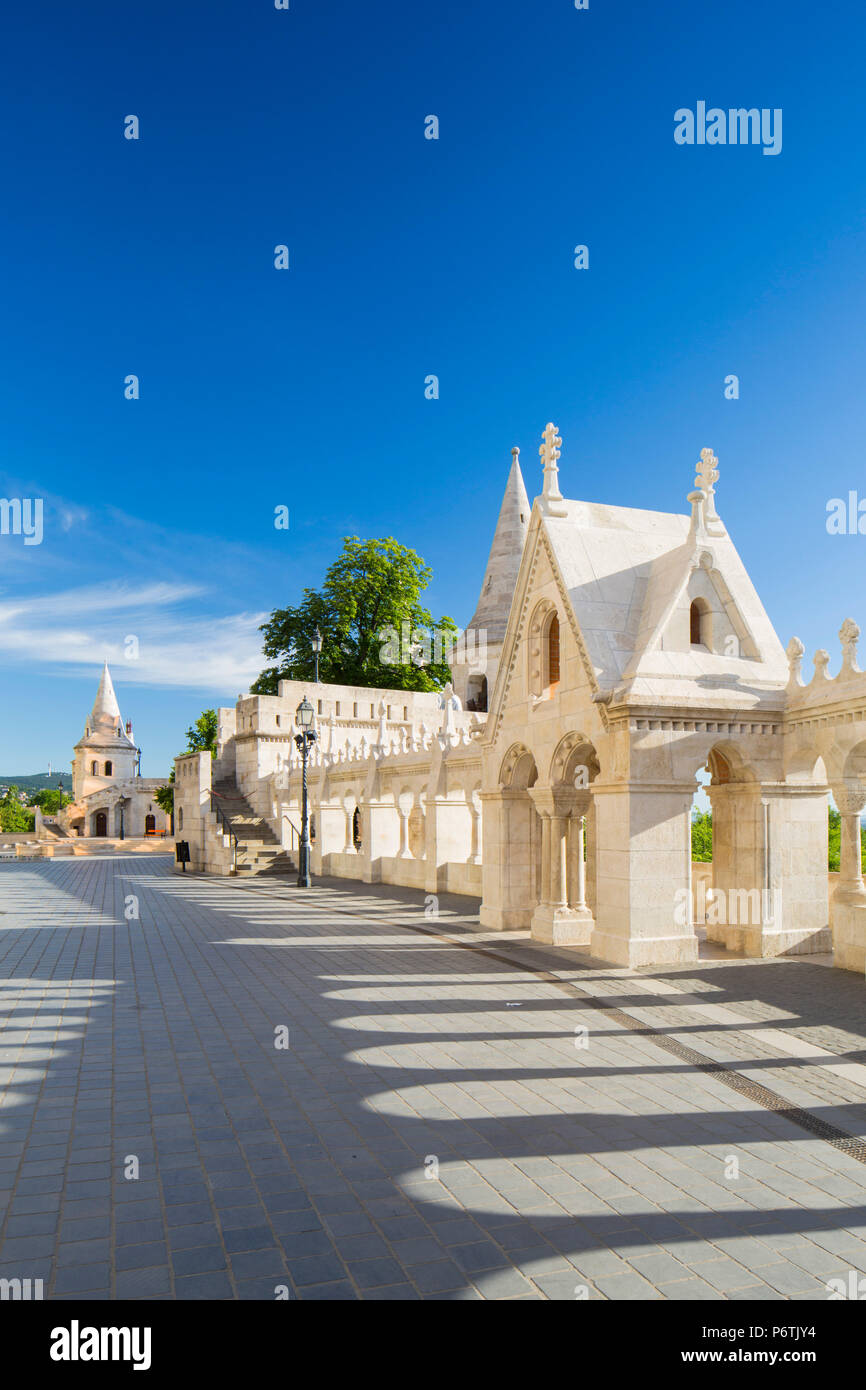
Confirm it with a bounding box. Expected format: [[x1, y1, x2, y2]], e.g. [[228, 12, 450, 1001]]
[[831, 785, 866, 972], [480, 790, 536, 929], [590, 783, 698, 968]]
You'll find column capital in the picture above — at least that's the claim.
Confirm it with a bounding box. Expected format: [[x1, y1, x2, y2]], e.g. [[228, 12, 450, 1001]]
[[832, 782, 866, 817]]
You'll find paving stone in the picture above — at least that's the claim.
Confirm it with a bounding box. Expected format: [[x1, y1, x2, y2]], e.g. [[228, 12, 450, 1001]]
[[6, 857, 866, 1304]]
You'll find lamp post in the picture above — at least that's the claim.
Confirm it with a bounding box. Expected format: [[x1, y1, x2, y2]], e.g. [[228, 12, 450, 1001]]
[[294, 695, 318, 888], [311, 628, 323, 683]]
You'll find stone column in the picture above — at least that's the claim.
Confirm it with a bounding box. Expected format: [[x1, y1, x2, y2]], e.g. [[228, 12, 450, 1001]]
[[831, 785, 866, 971]]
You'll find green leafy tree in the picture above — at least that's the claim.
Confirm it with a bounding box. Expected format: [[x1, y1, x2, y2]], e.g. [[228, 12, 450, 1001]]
[[251, 537, 458, 695], [0, 786, 35, 833], [185, 710, 218, 758], [691, 810, 713, 862], [28, 789, 71, 814], [154, 774, 175, 820]]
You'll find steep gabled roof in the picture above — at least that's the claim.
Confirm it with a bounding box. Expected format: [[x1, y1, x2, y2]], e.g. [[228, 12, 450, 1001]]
[[486, 487, 790, 737]]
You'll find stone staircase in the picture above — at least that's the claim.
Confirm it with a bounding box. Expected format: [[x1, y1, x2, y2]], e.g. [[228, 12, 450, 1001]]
[[211, 778, 297, 878]]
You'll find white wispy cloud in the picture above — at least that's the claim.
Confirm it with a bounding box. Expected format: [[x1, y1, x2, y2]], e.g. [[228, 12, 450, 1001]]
[[0, 582, 268, 692]]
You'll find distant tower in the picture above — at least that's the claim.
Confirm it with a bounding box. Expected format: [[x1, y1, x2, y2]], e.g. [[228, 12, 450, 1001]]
[[71, 663, 138, 803], [450, 447, 530, 710]]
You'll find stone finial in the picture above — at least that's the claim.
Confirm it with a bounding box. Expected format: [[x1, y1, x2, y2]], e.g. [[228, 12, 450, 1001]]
[[811, 649, 831, 683], [693, 447, 724, 535], [376, 700, 388, 750], [539, 422, 568, 516], [786, 636, 805, 688], [839, 618, 861, 676]]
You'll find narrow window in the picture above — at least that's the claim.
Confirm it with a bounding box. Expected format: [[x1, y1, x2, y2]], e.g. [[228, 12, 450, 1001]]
[[690, 600, 707, 646], [548, 614, 560, 686], [104, 761, 112, 777]]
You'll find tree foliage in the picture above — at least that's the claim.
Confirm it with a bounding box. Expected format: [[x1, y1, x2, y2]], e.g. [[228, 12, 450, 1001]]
[[185, 710, 218, 758], [251, 537, 457, 695], [28, 788, 72, 814], [691, 811, 713, 862], [153, 778, 175, 818], [0, 786, 35, 833]]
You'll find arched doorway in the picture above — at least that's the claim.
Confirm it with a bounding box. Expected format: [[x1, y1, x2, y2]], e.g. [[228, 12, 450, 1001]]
[[145, 814, 156, 835], [94, 811, 108, 837]]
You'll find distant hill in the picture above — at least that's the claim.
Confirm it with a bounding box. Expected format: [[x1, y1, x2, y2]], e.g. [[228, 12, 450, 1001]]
[[0, 773, 71, 792]]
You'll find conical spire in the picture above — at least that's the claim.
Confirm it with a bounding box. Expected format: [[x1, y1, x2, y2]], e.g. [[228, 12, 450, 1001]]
[[466, 448, 531, 642], [89, 662, 123, 732]]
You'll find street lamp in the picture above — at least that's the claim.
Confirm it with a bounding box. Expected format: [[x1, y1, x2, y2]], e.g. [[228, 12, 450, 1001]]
[[311, 628, 323, 683], [294, 696, 318, 888]]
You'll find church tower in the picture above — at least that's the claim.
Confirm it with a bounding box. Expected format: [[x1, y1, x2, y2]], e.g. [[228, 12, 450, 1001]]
[[450, 448, 530, 709], [71, 663, 139, 803]]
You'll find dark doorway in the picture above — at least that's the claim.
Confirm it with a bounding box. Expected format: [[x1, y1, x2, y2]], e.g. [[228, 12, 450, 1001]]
[[94, 811, 108, 837]]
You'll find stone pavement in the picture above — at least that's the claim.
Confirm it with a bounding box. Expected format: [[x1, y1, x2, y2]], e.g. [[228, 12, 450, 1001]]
[[2, 856, 866, 1301]]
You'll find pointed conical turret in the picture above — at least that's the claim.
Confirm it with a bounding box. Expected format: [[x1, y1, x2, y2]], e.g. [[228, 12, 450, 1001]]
[[89, 661, 123, 733], [466, 448, 530, 643]]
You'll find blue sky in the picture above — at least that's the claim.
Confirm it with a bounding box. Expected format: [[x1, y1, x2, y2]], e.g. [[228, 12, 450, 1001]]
[[2, 0, 866, 775]]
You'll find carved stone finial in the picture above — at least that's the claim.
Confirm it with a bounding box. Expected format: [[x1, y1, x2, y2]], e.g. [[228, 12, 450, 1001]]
[[839, 618, 861, 676], [811, 649, 831, 682], [540, 422, 568, 515], [786, 636, 805, 688], [694, 447, 724, 535]]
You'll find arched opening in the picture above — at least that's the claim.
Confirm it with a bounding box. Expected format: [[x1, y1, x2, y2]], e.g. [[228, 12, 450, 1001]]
[[90, 761, 99, 776], [310, 814, 316, 843], [94, 810, 108, 837], [690, 598, 711, 649], [177, 807, 184, 831], [352, 807, 362, 850], [104, 761, 112, 777], [528, 601, 562, 698], [145, 813, 156, 834], [696, 743, 764, 954], [466, 675, 488, 712], [548, 735, 601, 936]]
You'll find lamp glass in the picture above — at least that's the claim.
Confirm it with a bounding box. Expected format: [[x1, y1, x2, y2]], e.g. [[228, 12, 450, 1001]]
[[312, 628, 323, 654], [296, 696, 314, 728]]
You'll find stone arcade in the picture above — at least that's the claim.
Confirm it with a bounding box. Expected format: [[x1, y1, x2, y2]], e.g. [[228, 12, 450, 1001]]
[[175, 426, 866, 974]]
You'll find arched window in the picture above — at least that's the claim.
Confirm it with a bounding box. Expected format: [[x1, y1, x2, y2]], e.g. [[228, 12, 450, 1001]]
[[352, 807, 362, 849], [90, 761, 98, 776], [104, 761, 112, 777], [547, 613, 560, 686], [310, 814, 316, 843], [690, 599, 711, 649]]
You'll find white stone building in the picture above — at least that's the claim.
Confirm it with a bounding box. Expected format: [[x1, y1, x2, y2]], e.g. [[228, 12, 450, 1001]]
[[60, 664, 172, 839], [174, 425, 866, 975]]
